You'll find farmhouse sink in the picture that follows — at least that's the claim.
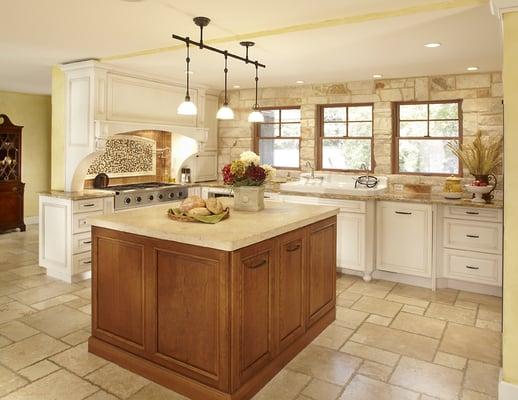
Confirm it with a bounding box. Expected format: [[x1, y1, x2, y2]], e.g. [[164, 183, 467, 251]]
[[279, 174, 388, 196]]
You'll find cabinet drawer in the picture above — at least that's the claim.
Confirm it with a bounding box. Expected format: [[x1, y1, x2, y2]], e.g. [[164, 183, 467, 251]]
[[72, 252, 92, 274], [72, 211, 103, 234], [72, 232, 92, 254], [73, 198, 104, 214], [443, 249, 502, 286], [443, 218, 502, 254], [318, 198, 366, 214], [443, 206, 502, 223]]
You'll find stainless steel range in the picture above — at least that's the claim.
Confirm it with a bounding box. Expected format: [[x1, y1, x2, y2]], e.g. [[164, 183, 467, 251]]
[[105, 182, 189, 211]]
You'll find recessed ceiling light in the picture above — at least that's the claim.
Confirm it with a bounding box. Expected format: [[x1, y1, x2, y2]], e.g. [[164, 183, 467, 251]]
[[467, 66, 479, 71], [233, 85, 240, 89], [424, 42, 441, 48], [373, 74, 383, 79], [296, 80, 305, 84]]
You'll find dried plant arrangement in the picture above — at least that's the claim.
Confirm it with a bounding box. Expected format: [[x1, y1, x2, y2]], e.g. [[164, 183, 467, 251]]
[[448, 131, 503, 175]]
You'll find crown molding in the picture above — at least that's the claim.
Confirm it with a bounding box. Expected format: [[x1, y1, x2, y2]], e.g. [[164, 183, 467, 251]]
[[491, 0, 518, 19]]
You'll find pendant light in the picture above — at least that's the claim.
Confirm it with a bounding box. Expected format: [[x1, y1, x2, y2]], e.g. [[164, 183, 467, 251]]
[[177, 39, 197, 116], [216, 52, 234, 120], [248, 63, 264, 123]]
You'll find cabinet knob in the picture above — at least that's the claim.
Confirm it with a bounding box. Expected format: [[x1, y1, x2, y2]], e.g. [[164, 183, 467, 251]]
[[12, 186, 18, 192]]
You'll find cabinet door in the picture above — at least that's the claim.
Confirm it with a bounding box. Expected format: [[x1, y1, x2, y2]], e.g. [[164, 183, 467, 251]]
[[194, 152, 218, 182], [376, 202, 432, 277], [337, 212, 365, 272], [203, 94, 219, 151], [307, 217, 337, 327], [277, 229, 306, 351], [232, 241, 275, 388]]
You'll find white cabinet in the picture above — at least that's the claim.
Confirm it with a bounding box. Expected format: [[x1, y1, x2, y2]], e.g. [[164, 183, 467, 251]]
[[281, 194, 375, 281], [202, 94, 219, 152], [193, 153, 218, 182], [376, 201, 432, 278], [39, 194, 114, 282], [440, 205, 503, 287], [192, 94, 219, 181]]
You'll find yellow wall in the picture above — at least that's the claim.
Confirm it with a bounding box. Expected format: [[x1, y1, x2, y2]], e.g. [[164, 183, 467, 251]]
[[0, 91, 51, 218], [51, 66, 65, 191], [503, 11, 518, 386]]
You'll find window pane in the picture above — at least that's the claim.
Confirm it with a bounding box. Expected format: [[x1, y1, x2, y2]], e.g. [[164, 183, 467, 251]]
[[348, 106, 372, 121], [259, 139, 299, 168], [324, 122, 346, 137], [349, 122, 372, 137], [322, 139, 371, 170], [400, 104, 428, 120], [399, 139, 459, 174], [261, 110, 279, 123], [324, 107, 346, 122], [400, 121, 428, 137], [430, 120, 459, 137], [259, 124, 279, 138], [430, 103, 458, 120], [281, 108, 301, 122], [281, 123, 301, 137]]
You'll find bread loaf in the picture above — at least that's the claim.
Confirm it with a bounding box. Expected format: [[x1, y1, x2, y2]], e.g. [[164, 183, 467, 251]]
[[180, 196, 206, 213], [206, 198, 224, 214], [187, 207, 211, 217]]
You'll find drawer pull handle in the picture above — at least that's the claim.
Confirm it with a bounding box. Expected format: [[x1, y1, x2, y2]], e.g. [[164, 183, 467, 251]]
[[81, 203, 95, 207], [466, 265, 479, 270], [286, 244, 301, 252], [466, 211, 479, 215], [466, 234, 480, 239], [82, 240, 92, 245], [248, 259, 267, 269], [395, 211, 412, 215], [82, 260, 92, 265]]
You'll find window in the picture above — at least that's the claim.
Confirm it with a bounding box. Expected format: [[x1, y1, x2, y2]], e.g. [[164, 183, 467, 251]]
[[394, 100, 462, 175], [317, 104, 374, 171], [254, 107, 301, 169]]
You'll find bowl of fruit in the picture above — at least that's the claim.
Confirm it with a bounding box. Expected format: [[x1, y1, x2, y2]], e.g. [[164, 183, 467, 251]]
[[465, 179, 495, 204]]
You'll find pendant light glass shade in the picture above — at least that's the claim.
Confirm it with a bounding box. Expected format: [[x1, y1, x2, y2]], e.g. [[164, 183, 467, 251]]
[[178, 40, 197, 116], [216, 104, 234, 120], [177, 98, 198, 115], [248, 110, 264, 123]]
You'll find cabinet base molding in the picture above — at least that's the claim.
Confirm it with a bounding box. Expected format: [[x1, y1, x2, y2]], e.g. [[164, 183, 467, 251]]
[[372, 270, 432, 289], [89, 308, 334, 400], [436, 278, 502, 297], [46, 269, 91, 284], [499, 370, 518, 400]]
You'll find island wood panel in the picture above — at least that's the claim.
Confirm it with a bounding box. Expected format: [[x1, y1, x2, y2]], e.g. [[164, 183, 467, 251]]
[[92, 231, 146, 353], [151, 247, 230, 390], [231, 240, 275, 389], [277, 229, 306, 351], [90, 216, 337, 400], [307, 217, 337, 327]]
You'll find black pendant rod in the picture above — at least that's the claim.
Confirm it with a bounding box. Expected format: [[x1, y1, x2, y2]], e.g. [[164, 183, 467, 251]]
[[223, 51, 229, 105], [172, 34, 266, 69]]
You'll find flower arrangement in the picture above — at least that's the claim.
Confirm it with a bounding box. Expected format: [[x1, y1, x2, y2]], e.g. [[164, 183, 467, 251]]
[[448, 131, 503, 176], [222, 151, 276, 187]]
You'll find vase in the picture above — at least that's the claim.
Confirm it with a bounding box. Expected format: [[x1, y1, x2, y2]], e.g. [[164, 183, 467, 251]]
[[233, 186, 265, 212], [472, 174, 497, 202]]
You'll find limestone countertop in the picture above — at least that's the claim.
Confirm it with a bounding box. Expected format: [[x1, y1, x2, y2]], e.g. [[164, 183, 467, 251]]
[[89, 199, 339, 251], [39, 190, 114, 201]]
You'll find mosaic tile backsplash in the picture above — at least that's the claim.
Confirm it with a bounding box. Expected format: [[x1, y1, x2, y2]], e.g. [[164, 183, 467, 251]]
[[87, 136, 156, 177]]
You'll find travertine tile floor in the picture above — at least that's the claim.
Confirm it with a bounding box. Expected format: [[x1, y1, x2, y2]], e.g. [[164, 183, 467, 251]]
[[0, 225, 502, 400]]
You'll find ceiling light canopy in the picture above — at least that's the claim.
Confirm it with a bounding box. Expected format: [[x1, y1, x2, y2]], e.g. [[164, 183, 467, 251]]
[[172, 17, 266, 122], [424, 42, 441, 48], [467, 66, 479, 71], [373, 74, 383, 79], [296, 80, 305, 84]]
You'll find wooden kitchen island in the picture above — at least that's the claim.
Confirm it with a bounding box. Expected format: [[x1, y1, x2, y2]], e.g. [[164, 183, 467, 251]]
[[88, 200, 338, 400]]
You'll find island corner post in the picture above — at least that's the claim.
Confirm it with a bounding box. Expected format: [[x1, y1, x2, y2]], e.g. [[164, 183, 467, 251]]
[[88, 215, 337, 400]]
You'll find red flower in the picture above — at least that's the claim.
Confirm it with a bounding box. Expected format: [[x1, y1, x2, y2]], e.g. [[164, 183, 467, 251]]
[[222, 164, 234, 185], [246, 165, 266, 183]]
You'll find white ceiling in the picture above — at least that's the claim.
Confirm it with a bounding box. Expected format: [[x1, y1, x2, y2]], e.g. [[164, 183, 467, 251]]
[[0, 0, 502, 94]]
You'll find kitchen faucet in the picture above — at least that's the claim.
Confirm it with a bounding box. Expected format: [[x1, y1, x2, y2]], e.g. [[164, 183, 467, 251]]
[[306, 161, 315, 179]]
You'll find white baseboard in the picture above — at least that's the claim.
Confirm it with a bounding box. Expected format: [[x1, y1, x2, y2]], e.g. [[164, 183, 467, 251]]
[[499, 370, 518, 399], [25, 216, 39, 225]]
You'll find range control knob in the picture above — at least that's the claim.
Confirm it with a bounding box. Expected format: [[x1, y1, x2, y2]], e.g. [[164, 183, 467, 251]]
[[136, 196, 142, 203], [158, 194, 163, 200], [125, 197, 131, 204], [149, 195, 154, 201], [179, 192, 184, 197], [169, 192, 175, 199]]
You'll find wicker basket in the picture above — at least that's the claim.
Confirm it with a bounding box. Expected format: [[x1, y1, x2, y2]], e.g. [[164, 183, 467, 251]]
[[167, 208, 230, 224]]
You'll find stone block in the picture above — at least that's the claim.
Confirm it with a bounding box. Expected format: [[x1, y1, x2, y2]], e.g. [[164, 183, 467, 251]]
[[456, 74, 491, 89], [415, 78, 430, 100], [347, 80, 375, 94], [379, 89, 402, 102], [491, 83, 503, 97], [431, 76, 456, 91]]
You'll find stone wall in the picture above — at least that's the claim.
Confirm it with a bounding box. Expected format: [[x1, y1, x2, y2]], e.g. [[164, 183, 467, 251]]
[[218, 72, 504, 198]]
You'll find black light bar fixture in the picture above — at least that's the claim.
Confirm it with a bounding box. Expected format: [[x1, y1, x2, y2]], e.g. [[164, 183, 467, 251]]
[[173, 17, 266, 122]]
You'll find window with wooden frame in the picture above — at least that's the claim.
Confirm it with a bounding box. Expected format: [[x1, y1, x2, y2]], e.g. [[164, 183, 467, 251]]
[[317, 103, 374, 171], [394, 100, 462, 176], [254, 107, 301, 169]]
